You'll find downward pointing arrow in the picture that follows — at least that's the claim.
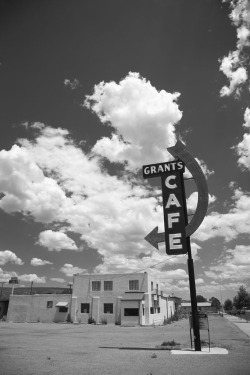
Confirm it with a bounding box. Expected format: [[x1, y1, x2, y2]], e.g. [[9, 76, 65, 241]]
[[144, 226, 165, 250]]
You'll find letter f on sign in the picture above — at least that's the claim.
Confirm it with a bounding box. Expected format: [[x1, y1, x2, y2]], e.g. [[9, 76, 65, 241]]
[[168, 212, 180, 228]]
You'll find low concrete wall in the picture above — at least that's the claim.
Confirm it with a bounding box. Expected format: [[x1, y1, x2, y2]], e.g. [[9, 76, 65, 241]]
[[7, 294, 71, 323]]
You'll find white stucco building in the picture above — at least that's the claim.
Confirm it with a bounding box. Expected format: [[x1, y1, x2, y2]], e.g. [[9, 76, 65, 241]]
[[71, 271, 176, 326], [7, 271, 178, 326]]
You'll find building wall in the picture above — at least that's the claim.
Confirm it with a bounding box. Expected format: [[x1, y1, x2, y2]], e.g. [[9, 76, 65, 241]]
[[7, 294, 71, 323], [71, 272, 176, 326], [71, 272, 149, 324]]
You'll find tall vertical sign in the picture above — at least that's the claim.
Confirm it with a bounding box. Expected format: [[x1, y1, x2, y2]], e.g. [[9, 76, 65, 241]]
[[143, 140, 209, 352]]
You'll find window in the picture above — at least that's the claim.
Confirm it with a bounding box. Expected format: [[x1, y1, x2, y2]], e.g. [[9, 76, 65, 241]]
[[104, 281, 113, 291], [92, 281, 101, 291], [157, 307, 160, 313], [104, 303, 113, 314], [151, 281, 153, 291], [47, 301, 53, 308], [124, 308, 139, 316], [150, 307, 154, 314], [129, 280, 139, 290], [81, 303, 90, 313], [59, 306, 68, 313]]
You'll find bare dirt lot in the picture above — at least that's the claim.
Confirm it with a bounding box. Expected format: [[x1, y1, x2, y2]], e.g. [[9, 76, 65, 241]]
[[0, 315, 250, 375]]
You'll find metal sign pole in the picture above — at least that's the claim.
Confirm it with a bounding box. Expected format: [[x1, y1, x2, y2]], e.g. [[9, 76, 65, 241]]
[[180, 172, 201, 351], [187, 237, 201, 351]]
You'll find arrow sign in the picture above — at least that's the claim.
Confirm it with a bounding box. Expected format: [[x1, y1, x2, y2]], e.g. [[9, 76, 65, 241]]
[[144, 226, 165, 250], [143, 140, 208, 252]]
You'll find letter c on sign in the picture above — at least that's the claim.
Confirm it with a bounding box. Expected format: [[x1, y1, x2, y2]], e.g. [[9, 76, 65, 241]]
[[165, 175, 177, 189]]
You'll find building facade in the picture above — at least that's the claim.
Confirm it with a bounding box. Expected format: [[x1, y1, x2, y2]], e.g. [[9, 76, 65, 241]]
[[71, 271, 175, 326], [7, 271, 177, 326]]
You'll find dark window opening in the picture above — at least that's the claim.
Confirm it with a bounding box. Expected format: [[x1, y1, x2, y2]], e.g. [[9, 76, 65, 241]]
[[124, 308, 139, 316], [104, 281, 113, 291], [81, 303, 90, 313], [59, 306, 68, 313], [92, 281, 101, 291], [150, 307, 154, 314], [104, 303, 113, 314], [47, 301, 53, 308], [129, 280, 139, 290]]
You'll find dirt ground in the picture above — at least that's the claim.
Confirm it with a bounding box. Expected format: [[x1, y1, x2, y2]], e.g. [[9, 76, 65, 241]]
[[0, 314, 250, 375]]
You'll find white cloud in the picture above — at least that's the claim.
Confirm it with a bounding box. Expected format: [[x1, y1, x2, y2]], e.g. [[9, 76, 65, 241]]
[[0, 267, 17, 282], [94, 251, 188, 275], [60, 263, 87, 277], [37, 230, 78, 251], [0, 144, 66, 223], [193, 188, 250, 242], [30, 257, 53, 266], [0, 269, 47, 284], [187, 192, 216, 213], [64, 78, 80, 90], [18, 274, 46, 283], [0, 250, 23, 265], [85, 72, 182, 169], [236, 132, 250, 169], [243, 107, 250, 128], [234, 107, 250, 170], [205, 244, 250, 281], [220, 0, 250, 97], [50, 277, 65, 283]]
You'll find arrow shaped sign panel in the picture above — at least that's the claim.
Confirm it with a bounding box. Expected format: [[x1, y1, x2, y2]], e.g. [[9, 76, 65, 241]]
[[143, 140, 208, 254]]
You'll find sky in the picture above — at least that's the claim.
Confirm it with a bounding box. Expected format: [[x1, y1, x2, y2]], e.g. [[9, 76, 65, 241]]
[[0, 0, 249, 302]]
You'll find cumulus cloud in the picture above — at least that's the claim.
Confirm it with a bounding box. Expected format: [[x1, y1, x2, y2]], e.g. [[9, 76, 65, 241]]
[[15, 122, 164, 260], [84, 72, 182, 169], [193, 188, 250, 242], [220, 0, 250, 97], [236, 132, 250, 169], [187, 192, 216, 213], [50, 277, 65, 283], [205, 244, 250, 281], [0, 267, 18, 282], [37, 230, 78, 251], [0, 250, 23, 265], [64, 78, 80, 90], [60, 263, 87, 277], [0, 144, 66, 222], [235, 107, 250, 170], [18, 274, 46, 283], [30, 257, 53, 266]]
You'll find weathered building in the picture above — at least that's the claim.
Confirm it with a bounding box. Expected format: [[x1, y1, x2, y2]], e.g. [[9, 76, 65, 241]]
[[71, 271, 176, 326], [7, 271, 177, 326]]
